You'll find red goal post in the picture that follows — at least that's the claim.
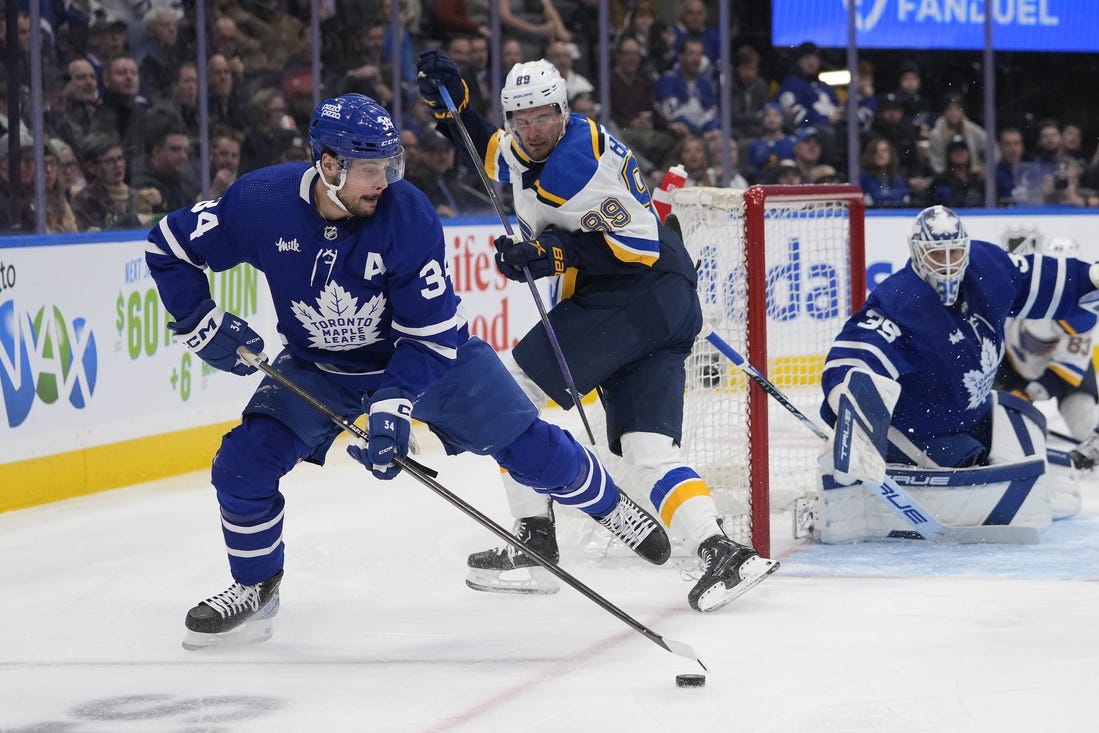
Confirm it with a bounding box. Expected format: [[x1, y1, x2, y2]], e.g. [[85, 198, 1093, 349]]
[[671, 184, 867, 557]]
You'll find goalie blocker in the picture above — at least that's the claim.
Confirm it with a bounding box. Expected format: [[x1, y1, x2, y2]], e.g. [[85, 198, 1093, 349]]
[[817, 389, 1081, 543]]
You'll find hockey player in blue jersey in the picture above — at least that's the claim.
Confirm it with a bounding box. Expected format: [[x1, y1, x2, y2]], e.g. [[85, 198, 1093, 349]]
[[416, 51, 778, 612], [817, 206, 1097, 541], [146, 94, 672, 650]]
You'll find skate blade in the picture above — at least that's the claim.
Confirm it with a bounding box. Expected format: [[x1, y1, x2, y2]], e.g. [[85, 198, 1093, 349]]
[[465, 566, 561, 595], [182, 617, 275, 650], [181, 596, 279, 650], [694, 556, 780, 613]]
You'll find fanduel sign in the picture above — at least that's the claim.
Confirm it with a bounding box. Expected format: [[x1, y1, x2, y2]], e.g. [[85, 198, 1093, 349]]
[[772, 0, 1097, 52]]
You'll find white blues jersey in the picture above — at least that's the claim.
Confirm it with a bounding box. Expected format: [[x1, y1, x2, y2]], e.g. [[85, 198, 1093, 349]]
[[1004, 309, 1097, 388], [146, 163, 463, 397], [821, 240, 1098, 440]]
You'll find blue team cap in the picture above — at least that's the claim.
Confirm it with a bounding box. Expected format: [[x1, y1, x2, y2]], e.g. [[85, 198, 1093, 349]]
[[796, 126, 820, 142]]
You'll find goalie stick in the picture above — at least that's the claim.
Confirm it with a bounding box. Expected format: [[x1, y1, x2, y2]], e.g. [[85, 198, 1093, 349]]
[[699, 326, 1041, 545], [434, 83, 596, 446], [237, 347, 706, 669]]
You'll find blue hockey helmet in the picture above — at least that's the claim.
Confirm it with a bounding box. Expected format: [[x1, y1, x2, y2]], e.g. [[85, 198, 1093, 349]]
[[308, 94, 404, 182], [908, 205, 970, 306]]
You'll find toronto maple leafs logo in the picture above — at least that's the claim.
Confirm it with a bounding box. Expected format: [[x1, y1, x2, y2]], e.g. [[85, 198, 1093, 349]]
[[961, 336, 1002, 410], [291, 280, 385, 351]]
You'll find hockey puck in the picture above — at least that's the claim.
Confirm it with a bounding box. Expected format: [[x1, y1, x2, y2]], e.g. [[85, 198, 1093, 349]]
[[675, 673, 706, 688]]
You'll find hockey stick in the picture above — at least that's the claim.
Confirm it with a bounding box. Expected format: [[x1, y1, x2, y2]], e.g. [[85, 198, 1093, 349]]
[[700, 326, 1041, 545], [238, 347, 706, 669], [434, 83, 596, 447]]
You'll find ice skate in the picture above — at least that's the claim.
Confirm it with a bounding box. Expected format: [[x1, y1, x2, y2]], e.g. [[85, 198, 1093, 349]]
[[594, 492, 671, 565], [466, 512, 561, 594], [182, 570, 283, 650], [687, 534, 778, 612], [1069, 433, 1099, 470]]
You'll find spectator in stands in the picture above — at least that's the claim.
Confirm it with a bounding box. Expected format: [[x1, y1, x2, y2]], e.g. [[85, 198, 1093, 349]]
[[927, 134, 986, 208], [339, 22, 395, 107], [149, 62, 200, 160], [858, 136, 912, 208], [563, 0, 608, 82], [994, 126, 1026, 206], [41, 142, 78, 233], [770, 157, 803, 184], [405, 129, 487, 217], [379, 0, 417, 86], [546, 40, 594, 105], [207, 53, 249, 134], [271, 128, 309, 163], [655, 37, 721, 144], [853, 59, 878, 134], [463, 34, 493, 118], [777, 41, 844, 160], [620, 1, 674, 78], [1061, 121, 1087, 167], [1043, 157, 1095, 207], [85, 16, 129, 93], [747, 102, 795, 178], [499, 0, 572, 63], [247, 0, 308, 79], [56, 59, 101, 148], [609, 35, 674, 175], [927, 93, 989, 176], [673, 134, 719, 187], [792, 126, 824, 181], [864, 92, 932, 200], [712, 137, 753, 188], [51, 138, 85, 199], [432, 0, 491, 38], [72, 134, 159, 231], [131, 121, 199, 213], [892, 60, 934, 132], [205, 128, 244, 200], [241, 87, 296, 173], [1032, 118, 1065, 175], [134, 7, 184, 102], [671, 0, 720, 77], [0, 132, 35, 231], [89, 55, 149, 172], [728, 46, 769, 146], [808, 164, 841, 184], [501, 37, 524, 76], [210, 16, 251, 85]]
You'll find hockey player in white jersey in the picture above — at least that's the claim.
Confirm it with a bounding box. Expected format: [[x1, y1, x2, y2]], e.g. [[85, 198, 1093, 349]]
[[817, 206, 1098, 542], [146, 94, 672, 649], [995, 236, 1099, 470], [416, 51, 778, 612]]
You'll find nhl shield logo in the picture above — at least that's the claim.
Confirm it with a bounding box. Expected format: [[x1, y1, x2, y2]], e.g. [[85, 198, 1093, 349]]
[[324, 225, 338, 240]]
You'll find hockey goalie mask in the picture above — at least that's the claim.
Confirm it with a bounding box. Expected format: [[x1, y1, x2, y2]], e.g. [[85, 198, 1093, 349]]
[[501, 60, 568, 161], [908, 205, 970, 306], [309, 94, 405, 213]]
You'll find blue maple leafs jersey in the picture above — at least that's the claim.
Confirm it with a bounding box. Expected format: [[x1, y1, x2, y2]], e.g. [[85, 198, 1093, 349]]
[[146, 163, 463, 397], [821, 240, 1097, 441]]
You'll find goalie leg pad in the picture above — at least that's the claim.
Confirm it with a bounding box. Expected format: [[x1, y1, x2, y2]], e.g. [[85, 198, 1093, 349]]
[[831, 370, 900, 486]]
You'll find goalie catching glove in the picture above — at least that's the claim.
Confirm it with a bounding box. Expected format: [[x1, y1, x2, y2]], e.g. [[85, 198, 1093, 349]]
[[830, 369, 901, 486], [494, 231, 577, 281], [347, 388, 415, 480], [416, 50, 468, 118], [168, 299, 264, 376]]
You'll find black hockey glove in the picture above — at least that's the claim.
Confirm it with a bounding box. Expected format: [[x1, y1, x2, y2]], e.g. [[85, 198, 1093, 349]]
[[348, 388, 414, 480], [168, 299, 264, 376], [494, 231, 577, 282], [416, 50, 468, 117]]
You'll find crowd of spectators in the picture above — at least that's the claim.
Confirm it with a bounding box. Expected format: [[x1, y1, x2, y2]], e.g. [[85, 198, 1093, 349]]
[[3, 0, 1098, 234]]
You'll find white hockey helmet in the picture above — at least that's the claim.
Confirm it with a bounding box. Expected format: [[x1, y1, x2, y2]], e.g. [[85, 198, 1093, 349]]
[[908, 205, 970, 306], [501, 60, 568, 117], [1040, 236, 1080, 258]]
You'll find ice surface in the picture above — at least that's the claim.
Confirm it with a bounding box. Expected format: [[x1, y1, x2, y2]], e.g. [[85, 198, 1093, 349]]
[[1, 421, 1097, 732]]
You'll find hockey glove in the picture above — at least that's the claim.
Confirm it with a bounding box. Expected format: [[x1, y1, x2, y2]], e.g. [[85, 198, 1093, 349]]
[[494, 231, 577, 282], [348, 388, 414, 480], [830, 369, 900, 486], [168, 299, 264, 376], [416, 50, 468, 117]]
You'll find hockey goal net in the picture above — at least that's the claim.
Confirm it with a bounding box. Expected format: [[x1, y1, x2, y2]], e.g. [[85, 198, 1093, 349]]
[[672, 185, 866, 558]]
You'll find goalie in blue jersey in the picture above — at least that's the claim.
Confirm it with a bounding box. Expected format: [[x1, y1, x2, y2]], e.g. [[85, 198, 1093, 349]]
[[146, 94, 674, 650], [416, 51, 778, 611], [817, 205, 1095, 542]]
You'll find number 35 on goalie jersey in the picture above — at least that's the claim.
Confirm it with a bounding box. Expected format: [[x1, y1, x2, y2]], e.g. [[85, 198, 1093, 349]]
[[145, 163, 463, 395]]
